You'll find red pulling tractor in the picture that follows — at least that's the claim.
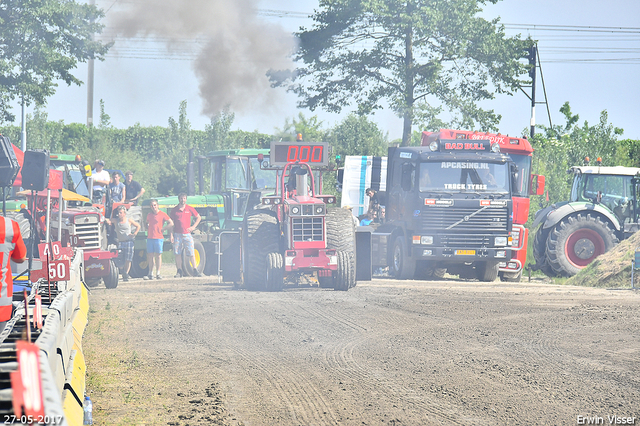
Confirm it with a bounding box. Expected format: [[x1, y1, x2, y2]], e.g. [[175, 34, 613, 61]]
[[240, 141, 358, 291]]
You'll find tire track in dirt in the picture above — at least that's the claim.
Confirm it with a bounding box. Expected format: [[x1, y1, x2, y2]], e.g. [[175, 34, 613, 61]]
[[281, 293, 475, 425]]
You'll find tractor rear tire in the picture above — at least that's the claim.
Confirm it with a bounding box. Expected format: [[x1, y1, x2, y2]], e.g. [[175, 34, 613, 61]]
[[333, 251, 355, 291], [266, 252, 284, 292], [325, 208, 357, 289], [532, 227, 554, 277], [104, 260, 119, 289], [129, 249, 149, 278], [476, 261, 499, 282], [391, 236, 416, 280], [183, 241, 206, 276], [244, 210, 280, 291], [546, 213, 617, 277], [325, 208, 356, 253]]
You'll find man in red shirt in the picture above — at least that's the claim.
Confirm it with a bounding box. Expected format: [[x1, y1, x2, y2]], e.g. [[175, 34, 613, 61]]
[[145, 199, 173, 280], [0, 215, 27, 332], [170, 193, 201, 278]]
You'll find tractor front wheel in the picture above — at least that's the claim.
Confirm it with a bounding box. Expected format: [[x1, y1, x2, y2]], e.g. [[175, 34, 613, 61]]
[[183, 241, 206, 276], [104, 259, 119, 289], [333, 251, 355, 291]]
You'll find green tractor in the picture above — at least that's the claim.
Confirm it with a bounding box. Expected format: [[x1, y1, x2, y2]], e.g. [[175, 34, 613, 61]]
[[532, 165, 640, 277], [131, 148, 276, 279]]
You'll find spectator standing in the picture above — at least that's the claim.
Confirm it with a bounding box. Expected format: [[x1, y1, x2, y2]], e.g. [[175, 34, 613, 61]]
[[108, 172, 126, 203], [91, 160, 110, 202], [0, 216, 27, 333], [124, 171, 145, 206], [106, 205, 140, 281], [170, 193, 202, 278], [144, 199, 173, 280]]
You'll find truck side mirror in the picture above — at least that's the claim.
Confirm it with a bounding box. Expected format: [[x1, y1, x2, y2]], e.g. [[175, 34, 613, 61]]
[[401, 163, 414, 191], [530, 174, 545, 196]]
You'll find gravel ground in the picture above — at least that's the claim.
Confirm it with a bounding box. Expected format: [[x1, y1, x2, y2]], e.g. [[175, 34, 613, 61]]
[[83, 268, 640, 426]]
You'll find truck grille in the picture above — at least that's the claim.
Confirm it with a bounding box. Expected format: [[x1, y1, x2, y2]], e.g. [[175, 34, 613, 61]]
[[74, 222, 101, 249], [421, 207, 508, 232], [441, 234, 491, 248], [292, 217, 324, 242]]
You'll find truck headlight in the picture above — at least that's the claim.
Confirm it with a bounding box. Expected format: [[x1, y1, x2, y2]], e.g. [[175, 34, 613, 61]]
[[421, 236, 433, 245], [496, 250, 507, 258], [494, 236, 507, 246]]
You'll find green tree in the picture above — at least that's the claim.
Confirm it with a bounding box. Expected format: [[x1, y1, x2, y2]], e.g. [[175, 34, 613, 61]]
[[0, 0, 111, 123], [325, 114, 387, 160], [274, 113, 325, 142], [205, 106, 235, 150], [530, 103, 624, 215], [288, 0, 531, 146]]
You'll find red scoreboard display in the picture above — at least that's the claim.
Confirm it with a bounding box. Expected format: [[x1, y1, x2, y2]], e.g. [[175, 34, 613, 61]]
[[270, 141, 329, 167]]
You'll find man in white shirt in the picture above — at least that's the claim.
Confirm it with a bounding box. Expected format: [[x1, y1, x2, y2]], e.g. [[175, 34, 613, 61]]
[[92, 159, 110, 202]]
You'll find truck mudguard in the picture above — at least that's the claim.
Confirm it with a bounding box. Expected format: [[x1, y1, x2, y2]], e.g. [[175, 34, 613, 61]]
[[541, 202, 621, 232]]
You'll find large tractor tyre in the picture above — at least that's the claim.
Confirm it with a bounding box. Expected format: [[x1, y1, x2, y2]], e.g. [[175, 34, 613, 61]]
[[325, 208, 356, 254], [318, 276, 333, 288], [499, 270, 522, 282], [333, 251, 355, 291], [183, 240, 206, 276], [391, 236, 416, 280], [266, 252, 284, 292], [476, 261, 499, 282], [129, 249, 149, 278], [546, 213, 618, 277], [244, 210, 280, 291], [104, 260, 119, 289], [532, 228, 554, 277]]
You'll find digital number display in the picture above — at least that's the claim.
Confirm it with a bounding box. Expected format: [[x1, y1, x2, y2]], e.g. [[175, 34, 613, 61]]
[[270, 142, 329, 166]]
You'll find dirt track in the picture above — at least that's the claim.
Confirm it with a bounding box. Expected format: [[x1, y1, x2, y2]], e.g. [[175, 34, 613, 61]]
[[83, 273, 640, 426]]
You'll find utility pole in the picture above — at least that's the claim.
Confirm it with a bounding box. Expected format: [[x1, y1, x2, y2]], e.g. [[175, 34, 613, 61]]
[[87, 0, 95, 127], [20, 94, 26, 151], [528, 46, 537, 139]]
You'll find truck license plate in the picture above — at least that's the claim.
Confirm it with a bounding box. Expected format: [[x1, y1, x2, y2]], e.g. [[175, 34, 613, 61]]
[[455, 249, 475, 255]]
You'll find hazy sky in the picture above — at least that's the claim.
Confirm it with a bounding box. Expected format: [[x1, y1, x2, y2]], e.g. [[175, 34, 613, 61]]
[[16, 0, 640, 142]]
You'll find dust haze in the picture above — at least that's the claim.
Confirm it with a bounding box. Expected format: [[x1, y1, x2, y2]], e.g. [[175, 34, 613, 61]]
[[108, 0, 297, 118]]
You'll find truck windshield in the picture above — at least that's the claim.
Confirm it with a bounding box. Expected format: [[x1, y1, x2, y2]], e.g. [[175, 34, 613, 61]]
[[419, 161, 509, 193]]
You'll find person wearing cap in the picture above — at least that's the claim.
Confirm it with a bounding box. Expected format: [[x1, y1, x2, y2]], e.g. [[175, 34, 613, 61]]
[[124, 171, 145, 206], [92, 160, 110, 203]]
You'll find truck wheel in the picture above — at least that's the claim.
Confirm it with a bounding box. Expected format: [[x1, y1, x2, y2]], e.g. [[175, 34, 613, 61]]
[[333, 251, 355, 291], [104, 259, 119, 289], [129, 249, 149, 278], [499, 270, 522, 282], [532, 227, 554, 277], [477, 261, 499, 282], [244, 210, 280, 290], [546, 213, 617, 277], [391, 236, 416, 280], [183, 241, 206, 276], [266, 252, 284, 291]]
